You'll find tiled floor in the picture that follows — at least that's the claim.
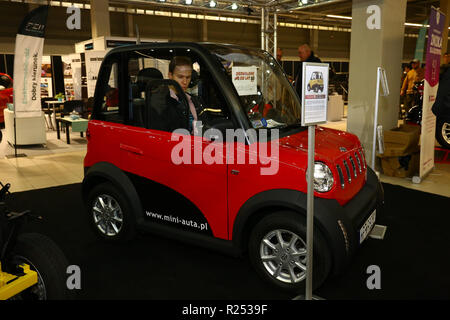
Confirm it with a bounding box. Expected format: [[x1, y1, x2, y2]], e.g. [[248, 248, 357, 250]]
[[0, 150, 85, 193]]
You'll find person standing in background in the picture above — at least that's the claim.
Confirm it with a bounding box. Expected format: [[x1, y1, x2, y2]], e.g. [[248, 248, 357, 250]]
[[276, 47, 283, 64], [294, 44, 322, 99], [399, 63, 412, 119], [401, 59, 422, 111]]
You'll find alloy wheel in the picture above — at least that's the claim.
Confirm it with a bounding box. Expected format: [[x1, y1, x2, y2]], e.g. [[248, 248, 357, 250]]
[[259, 229, 307, 284], [442, 122, 450, 145], [92, 194, 124, 236]]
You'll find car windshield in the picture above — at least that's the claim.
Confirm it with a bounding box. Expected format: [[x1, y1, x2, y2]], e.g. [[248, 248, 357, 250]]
[[205, 44, 302, 130]]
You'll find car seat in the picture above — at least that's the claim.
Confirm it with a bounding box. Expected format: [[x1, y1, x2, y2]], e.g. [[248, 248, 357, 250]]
[[132, 68, 163, 127]]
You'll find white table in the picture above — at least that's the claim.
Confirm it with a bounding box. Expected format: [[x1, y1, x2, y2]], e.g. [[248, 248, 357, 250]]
[[44, 100, 65, 130]]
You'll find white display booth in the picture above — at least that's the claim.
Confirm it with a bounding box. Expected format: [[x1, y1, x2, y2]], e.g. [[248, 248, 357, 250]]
[[69, 36, 167, 100]]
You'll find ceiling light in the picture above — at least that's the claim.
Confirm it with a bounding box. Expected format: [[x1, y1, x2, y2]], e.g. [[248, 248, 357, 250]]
[[209, 0, 216, 8], [231, 3, 238, 10], [326, 14, 352, 20], [184, 0, 193, 4], [404, 22, 428, 27]]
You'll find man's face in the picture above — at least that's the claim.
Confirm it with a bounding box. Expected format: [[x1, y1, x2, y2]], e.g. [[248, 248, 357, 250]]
[[444, 54, 450, 64], [298, 46, 310, 61], [169, 65, 192, 92], [412, 61, 419, 69], [277, 48, 282, 61]]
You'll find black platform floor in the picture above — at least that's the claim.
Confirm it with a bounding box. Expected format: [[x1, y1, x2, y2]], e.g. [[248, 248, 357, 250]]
[[5, 182, 450, 300]]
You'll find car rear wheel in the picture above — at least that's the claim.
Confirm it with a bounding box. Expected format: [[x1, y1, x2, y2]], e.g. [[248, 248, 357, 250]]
[[436, 118, 450, 149], [87, 183, 136, 242], [248, 211, 331, 293]]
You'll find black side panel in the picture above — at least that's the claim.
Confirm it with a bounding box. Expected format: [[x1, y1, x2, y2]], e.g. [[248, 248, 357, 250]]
[[125, 172, 212, 237], [83, 163, 236, 255]]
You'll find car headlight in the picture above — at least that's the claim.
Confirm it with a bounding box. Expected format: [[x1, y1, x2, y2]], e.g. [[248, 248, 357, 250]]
[[306, 162, 334, 193]]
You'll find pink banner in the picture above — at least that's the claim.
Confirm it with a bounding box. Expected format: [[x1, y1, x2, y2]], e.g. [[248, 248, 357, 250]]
[[424, 7, 445, 87]]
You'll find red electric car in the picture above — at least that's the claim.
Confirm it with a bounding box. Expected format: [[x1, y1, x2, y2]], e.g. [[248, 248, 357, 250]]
[[82, 43, 384, 293], [0, 73, 13, 124]]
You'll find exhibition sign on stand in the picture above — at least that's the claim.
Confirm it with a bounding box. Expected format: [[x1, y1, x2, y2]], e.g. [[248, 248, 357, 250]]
[[418, 7, 446, 181], [85, 50, 109, 98], [13, 6, 48, 119], [9, 5, 48, 157], [68, 53, 82, 100], [300, 62, 329, 301]]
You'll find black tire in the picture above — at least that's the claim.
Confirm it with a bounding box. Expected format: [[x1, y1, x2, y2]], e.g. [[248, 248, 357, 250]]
[[10, 233, 72, 300], [248, 211, 331, 294], [307, 84, 311, 91], [436, 118, 450, 149], [86, 182, 136, 242]]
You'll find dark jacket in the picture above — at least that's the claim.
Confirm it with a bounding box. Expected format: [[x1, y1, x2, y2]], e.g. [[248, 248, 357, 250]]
[[294, 52, 322, 98], [431, 64, 450, 120]]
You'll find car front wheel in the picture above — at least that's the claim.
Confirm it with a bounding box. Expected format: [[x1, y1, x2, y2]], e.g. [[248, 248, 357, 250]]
[[87, 182, 136, 242], [248, 211, 331, 293]]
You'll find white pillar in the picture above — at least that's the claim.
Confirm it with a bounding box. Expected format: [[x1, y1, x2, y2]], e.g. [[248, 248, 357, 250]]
[[347, 0, 407, 166], [90, 0, 111, 38]]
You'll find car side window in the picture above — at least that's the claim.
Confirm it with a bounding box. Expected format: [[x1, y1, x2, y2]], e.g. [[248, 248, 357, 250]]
[[125, 49, 235, 134], [128, 57, 168, 128], [97, 61, 123, 124]]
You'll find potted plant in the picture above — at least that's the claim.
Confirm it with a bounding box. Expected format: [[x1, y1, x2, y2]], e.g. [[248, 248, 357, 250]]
[[55, 93, 65, 101]]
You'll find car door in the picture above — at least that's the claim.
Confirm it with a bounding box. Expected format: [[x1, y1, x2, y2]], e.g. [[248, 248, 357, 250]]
[[84, 57, 124, 168], [118, 52, 229, 240]]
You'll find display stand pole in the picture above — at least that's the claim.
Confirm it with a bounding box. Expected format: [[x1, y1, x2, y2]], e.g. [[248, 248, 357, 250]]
[[371, 67, 389, 170], [135, 24, 141, 44], [305, 124, 315, 300], [371, 68, 381, 170], [293, 62, 329, 301], [293, 125, 323, 301], [13, 116, 17, 158]]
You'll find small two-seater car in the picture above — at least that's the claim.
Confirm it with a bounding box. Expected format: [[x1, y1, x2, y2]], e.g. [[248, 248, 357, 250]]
[[82, 42, 383, 293]]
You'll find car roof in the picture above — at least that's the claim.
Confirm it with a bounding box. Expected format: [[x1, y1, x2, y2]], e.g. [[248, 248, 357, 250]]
[[104, 42, 263, 60]]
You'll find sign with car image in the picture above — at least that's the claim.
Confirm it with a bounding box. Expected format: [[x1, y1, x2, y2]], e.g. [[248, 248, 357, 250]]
[[301, 63, 329, 126]]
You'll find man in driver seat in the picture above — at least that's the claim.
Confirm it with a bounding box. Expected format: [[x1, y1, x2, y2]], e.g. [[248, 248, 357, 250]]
[[168, 56, 205, 134]]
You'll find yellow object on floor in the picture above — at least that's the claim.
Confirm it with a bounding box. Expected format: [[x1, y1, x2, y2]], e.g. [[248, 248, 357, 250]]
[[0, 262, 38, 300]]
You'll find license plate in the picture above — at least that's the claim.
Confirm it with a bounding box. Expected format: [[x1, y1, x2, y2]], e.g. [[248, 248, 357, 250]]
[[359, 210, 376, 244]]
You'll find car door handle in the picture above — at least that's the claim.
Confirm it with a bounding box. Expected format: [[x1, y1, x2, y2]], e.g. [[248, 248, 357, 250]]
[[120, 144, 144, 155]]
